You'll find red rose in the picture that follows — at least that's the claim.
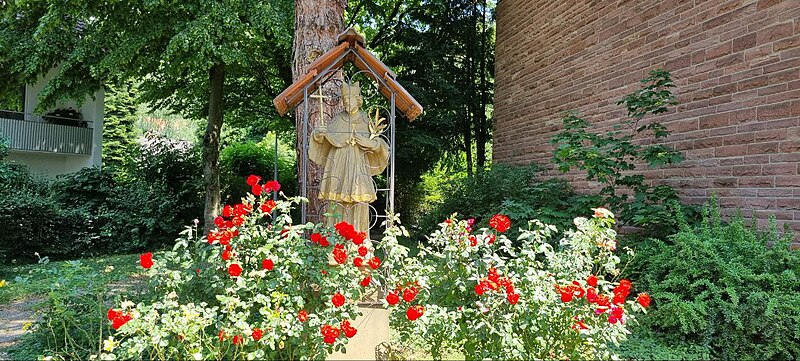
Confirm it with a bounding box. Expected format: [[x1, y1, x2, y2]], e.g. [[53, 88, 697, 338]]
[[221, 249, 232, 261], [111, 313, 132, 330], [262, 259, 274, 271], [386, 291, 400, 305], [368, 256, 381, 270], [636, 293, 651, 308], [140, 252, 154, 269], [486, 234, 496, 245], [469, 235, 477, 247], [320, 324, 340, 344], [252, 184, 263, 196], [488, 214, 511, 233], [264, 180, 281, 193], [319, 236, 330, 247], [332, 292, 345, 307], [360, 276, 371, 287], [232, 216, 244, 226], [403, 287, 418, 303], [474, 283, 486, 296], [298, 310, 308, 322], [232, 335, 243, 345], [108, 308, 132, 330], [611, 306, 624, 319], [340, 320, 357, 338], [246, 175, 261, 186], [214, 216, 225, 228], [228, 263, 242, 277], [224, 220, 234, 229], [260, 200, 276, 214], [507, 292, 520, 305], [311, 233, 322, 243], [586, 288, 599, 303], [217, 330, 226, 341], [251, 328, 263, 341], [406, 305, 425, 321], [587, 275, 598, 287], [351, 231, 366, 245], [222, 205, 233, 218], [333, 244, 347, 264], [556, 285, 574, 303], [107, 308, 122, 321], [353, 257, 364, 267], [357, 246, 368, 257], [335, 221, 353, 236]]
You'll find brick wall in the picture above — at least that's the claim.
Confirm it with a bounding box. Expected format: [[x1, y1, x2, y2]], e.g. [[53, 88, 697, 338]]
[[493, 0, 800, 233]]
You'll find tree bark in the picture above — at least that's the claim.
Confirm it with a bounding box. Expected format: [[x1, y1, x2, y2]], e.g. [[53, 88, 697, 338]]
[[203, 62, 225, 232], [293, 0, 346, 220]]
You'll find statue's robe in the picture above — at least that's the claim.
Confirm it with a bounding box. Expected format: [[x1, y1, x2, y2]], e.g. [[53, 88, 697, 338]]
[[309, 110, 389, 233]]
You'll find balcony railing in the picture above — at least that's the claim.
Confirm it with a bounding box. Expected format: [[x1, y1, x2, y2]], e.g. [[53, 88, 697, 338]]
[[0, 110, 93, 155]]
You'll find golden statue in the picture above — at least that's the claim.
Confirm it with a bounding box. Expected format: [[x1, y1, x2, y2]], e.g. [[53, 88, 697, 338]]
[[308, 82, 389, 233]]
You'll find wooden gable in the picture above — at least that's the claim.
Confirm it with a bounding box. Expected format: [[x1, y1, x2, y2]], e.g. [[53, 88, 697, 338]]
[[272, 28, 423, 121]]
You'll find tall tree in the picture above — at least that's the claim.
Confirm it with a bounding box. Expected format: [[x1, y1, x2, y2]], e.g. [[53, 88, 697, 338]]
[[292, 0, 346, 217], [0, 0, 293, 231], [103, 80, 139, 171]]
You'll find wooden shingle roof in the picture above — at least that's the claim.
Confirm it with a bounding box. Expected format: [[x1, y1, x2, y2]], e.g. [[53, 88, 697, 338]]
[[273, 28, 423, 121]]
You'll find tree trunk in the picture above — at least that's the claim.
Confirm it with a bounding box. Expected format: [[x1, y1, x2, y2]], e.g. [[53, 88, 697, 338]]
[[293, 0, 346, 220], [203, 62, 225, 232]]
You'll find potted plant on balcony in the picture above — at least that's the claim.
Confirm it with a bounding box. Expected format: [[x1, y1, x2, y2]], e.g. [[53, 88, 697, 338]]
[[43, 107, 87, 127]]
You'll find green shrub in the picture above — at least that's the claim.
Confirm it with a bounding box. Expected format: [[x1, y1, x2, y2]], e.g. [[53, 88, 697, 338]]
[[219, 137, 296, 203], [414, 164, 594, 240], [0, 136, 204, 262], [629, 204, 800, 360], [551, 69, 698, 235], [612, 329, 713, 361]]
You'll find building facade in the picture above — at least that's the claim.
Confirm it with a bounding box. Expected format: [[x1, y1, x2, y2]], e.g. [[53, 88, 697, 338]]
[[0, 67, 103, 176], [493, 0, 800, 232]]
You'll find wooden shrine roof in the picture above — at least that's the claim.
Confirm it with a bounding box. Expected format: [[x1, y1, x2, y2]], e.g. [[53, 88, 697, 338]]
[[272, 28, 423, 121]]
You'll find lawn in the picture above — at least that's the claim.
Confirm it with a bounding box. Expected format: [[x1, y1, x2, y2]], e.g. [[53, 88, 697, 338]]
[[0, 253, 144, 305]]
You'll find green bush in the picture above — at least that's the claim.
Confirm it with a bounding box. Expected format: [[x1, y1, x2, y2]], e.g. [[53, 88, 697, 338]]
[[551, 69, 697, 235], [629, 204, 800, 360], [219, 137, 296, 203], [0, 136, 204, 262], [414, 164, 594, 240]]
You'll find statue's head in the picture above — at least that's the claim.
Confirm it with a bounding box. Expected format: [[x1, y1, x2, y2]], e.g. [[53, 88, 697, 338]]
[[341, 81, 363, 115]]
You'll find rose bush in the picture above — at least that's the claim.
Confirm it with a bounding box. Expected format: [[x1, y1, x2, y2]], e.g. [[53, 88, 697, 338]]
[[93, 175, 645, 360], [388, 208, 649, 360], [97, 176, 407, 360]]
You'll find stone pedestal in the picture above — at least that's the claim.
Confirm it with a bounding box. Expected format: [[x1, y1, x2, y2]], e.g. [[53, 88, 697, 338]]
[[328, 304, 390, 360]]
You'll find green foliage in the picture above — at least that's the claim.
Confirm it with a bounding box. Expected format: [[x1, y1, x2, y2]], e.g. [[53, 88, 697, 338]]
[[551, 69, 694, 235], [103, 80, 139, 171], [414, 164, 593, 240], [0, 137, 203, 262], [350, 0, 497, 217], [612, 329, 712, 361], [0, 1, 293, 119], [1, 254, 143, 360], [629, 203, 800, 360], [219, 136, 296, 203]]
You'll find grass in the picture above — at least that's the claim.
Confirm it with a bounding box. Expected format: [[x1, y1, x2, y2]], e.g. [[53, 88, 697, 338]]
[[0, 253, 143, 305]]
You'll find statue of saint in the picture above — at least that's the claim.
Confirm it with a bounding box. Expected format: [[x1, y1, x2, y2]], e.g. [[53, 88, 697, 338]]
[[308, 82, 389, 233]]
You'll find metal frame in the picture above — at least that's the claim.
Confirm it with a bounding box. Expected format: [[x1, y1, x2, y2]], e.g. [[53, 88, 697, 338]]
[[295, 48, 398, 233]]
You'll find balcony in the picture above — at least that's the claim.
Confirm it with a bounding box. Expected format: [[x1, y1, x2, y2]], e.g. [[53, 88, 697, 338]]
[[0, 110, 93, 155]]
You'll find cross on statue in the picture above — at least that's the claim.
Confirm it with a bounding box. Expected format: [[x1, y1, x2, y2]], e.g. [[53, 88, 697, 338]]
[[308, 86, 331, 124]]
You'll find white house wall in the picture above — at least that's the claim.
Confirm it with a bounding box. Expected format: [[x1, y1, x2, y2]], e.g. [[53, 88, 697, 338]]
[[15, 66, 104, 176]]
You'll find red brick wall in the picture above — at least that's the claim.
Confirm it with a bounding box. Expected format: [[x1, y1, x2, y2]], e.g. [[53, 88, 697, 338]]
[[493, 0, 800, 233]]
